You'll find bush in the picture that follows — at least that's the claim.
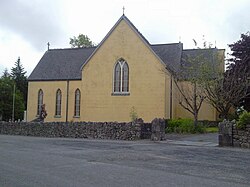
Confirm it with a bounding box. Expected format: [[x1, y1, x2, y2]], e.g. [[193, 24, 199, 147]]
[[237, 111, 250, 129], [166, 118, 206, 134]]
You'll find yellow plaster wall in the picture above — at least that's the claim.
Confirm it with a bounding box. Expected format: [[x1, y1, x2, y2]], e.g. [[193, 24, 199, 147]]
[[27, 80, 81, 122], [81, 20, 170, 122], [172, 81, 217, 121]]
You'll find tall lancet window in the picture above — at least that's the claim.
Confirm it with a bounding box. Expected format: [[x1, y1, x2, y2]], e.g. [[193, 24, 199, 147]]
[[37, 89, 43, 115], [113, 59, 129, 93], [55, 89, 62, 116], [74, 89, 81, 117]]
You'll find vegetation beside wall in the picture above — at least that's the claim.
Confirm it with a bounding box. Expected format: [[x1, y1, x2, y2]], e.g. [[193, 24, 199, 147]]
[[165, 119, 206, 134]]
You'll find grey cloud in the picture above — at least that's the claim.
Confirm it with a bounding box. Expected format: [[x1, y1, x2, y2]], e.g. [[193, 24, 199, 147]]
[[0, 0, 66, 51]]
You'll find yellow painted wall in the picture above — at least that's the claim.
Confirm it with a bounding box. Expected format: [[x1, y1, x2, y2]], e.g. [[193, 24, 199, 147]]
[[172, 81, 217, 121], [27, 80, 82, 122], [81, 20, 170, 122]]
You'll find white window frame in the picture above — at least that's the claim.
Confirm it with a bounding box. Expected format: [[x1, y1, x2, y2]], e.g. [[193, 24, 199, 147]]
[[55, 89, 62, 117], [74, 89, 81, 117], [113, 58, 129, 94]]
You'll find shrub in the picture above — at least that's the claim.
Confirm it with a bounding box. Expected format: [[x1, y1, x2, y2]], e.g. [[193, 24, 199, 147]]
[[166, 118, 206, 134], [129, 106, 138, 122], [237, 111, 250, 129]]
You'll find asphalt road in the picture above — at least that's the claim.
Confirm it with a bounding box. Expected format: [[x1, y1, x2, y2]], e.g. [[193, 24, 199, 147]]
[[1, 134, 250, 187]]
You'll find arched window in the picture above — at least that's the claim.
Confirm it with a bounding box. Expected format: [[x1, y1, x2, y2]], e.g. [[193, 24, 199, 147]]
[[74, 89, 81, 117], [37, 89, 43, 115], [114, 59, 129, 93], [55, 89, 62, 116]]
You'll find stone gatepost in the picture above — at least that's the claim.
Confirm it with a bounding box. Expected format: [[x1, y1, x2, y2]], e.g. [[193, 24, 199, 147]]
[[151, 118, 166, 141], [218, 120, 233, 147]]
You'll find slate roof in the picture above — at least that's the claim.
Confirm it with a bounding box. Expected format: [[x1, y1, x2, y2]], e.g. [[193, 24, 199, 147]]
[[179, 48, 223, 79], [28, 43, 183, 81], [28, 15, 221, 81], [28, 47, 96, 81], [151, 43, 183, 72], [181, 48, 222, 69]]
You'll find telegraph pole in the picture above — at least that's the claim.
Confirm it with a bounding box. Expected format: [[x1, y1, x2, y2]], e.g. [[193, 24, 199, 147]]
[[12, 84, 15, 122]]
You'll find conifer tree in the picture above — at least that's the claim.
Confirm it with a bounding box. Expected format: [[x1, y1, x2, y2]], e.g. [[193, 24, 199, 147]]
[[11, 57, 28, 108]]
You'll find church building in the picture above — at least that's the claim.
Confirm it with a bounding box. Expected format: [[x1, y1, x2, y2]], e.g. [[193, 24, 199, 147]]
[[27, 15, 224, 122]]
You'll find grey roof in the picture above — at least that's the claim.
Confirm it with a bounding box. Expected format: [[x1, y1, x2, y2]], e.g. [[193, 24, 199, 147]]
[[151, 43, 183, 72], [28, 47, 96, 81], [28, 15, 222, 81], [28, 43, 183, 81], [179, 48, 223, 79]]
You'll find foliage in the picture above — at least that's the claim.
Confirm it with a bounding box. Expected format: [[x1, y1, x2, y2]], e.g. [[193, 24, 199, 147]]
[[0, 76, 25, 121], [166, 118, 206, 134], [237, 111, 250, 129], [173, 49, 214, 127], [11, 57, 28, 108], [0, 58, 27, 121], [69, 34, 95, 48], [2, 68, 10, 78], [227, 32, 250, 111], [202, 33, 250, 120], [129, 106, 138, 122]]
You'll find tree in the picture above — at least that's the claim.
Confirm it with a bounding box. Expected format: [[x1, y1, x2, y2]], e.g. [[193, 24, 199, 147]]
[[69, 34, 95, 48], [0, 76, 25, 121], [202, 33, 250, 119], [228, 32, 250, 111], [173, 50, 213, 127], [2, 68, 10, 78], [11, 57, 28, 108], [202, 70, 247, 119]]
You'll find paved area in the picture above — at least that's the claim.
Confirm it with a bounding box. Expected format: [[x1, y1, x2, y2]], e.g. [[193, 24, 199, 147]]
[[165, 133, 218, 147], [1, 134, 250, 187]]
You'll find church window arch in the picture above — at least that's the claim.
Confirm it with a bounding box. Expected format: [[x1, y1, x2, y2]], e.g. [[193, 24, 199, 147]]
[[113, 58, 129, 93], [37, 89, 43, 116], [55, 89, 62, 116], [74, 89, 81, 117]]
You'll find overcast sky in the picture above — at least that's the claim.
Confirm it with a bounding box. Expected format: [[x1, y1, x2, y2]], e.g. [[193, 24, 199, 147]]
[[0, 0, 249, 75]]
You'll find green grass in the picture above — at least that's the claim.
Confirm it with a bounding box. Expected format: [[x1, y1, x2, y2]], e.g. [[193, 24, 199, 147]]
[[205, 127, 218, 133]]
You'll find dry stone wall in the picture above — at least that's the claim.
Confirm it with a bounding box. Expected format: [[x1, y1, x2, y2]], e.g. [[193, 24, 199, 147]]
[[0, 121, 142, 140], [219, 120, 250, 148]]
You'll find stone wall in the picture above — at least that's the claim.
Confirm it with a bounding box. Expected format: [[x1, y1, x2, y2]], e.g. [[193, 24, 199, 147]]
[[0, 121, 143, 140], [232, 124, 250, 148], [219, 120, 250, 148]]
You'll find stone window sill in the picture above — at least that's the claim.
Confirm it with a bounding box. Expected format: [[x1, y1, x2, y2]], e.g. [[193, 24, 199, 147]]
[[73, 116, 80, 118], [54, 115, 61, 118], [111, 92, 130, 96]]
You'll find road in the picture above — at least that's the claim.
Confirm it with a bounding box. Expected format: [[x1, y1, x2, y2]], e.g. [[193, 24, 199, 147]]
[[0, 134, 250, 187]]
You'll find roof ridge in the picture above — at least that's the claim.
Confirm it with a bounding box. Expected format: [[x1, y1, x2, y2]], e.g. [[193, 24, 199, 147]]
[[48, 46, 97, 51], [151, 43, 182, 46], [183, 48, 217, 51]]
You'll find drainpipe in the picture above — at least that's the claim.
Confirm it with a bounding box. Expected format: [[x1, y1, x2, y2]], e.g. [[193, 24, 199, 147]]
[[170, 75, 173, 119], [66, 80, 69, 123]]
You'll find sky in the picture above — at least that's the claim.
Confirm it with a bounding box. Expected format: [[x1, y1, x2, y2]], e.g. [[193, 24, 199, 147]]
[[0, 0, 249, 76]]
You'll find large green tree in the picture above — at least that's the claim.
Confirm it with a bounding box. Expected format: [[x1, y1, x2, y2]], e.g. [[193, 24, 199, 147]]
[[11, 57, 28, 108], [69, 34, 95, 48], [0, 74, 25, 121]]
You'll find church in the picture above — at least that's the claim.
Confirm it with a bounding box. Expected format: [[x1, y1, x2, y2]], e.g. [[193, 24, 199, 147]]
[[27, 15, 224, 122]]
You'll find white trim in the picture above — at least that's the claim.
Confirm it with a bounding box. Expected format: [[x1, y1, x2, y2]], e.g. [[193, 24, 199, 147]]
[[113, 58, 129, 94]]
